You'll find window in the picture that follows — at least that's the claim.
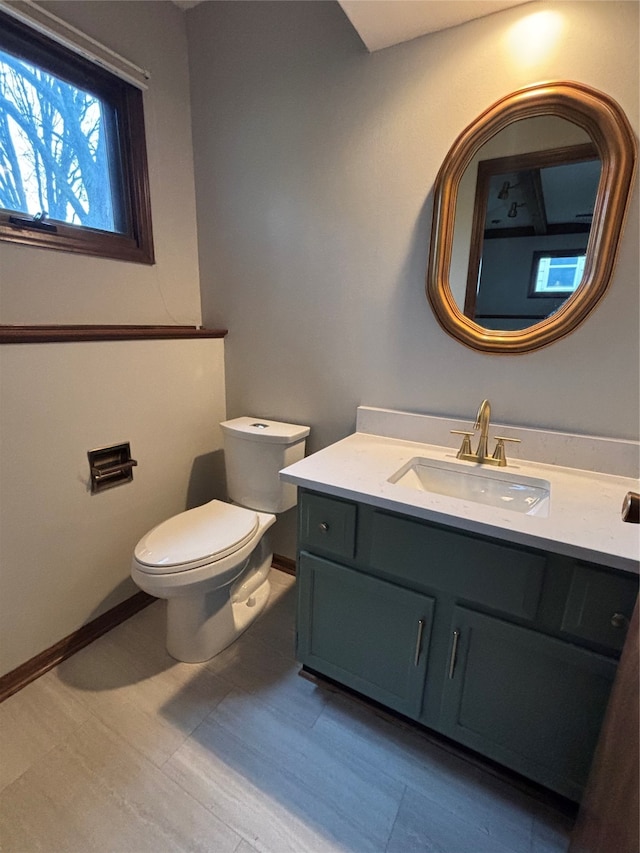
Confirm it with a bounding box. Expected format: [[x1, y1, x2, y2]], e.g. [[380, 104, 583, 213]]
[[529, 250, 586, 297], [0, 10, 154, 263]]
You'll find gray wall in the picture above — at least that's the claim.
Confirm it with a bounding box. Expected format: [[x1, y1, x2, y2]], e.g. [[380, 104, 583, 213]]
[[188, 0, 639, 556]]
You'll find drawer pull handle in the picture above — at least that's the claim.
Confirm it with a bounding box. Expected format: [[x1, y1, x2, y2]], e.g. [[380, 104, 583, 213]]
[[318, 522, 330, 533], [448, 630, 460, 679], [414, 619, 425, 666], [611, 612, 629, 630]]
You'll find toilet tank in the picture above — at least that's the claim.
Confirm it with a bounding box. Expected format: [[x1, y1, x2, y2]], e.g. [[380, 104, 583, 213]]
[[220, 417, 310, 513]]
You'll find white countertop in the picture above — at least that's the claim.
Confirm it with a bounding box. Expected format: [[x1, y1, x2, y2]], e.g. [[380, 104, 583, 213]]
[[281, 415, 640, 575]]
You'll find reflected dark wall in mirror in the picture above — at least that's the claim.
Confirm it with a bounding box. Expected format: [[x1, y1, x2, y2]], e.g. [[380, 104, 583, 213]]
[[426, 81, 637, 354], [464, 142, 600, 331]]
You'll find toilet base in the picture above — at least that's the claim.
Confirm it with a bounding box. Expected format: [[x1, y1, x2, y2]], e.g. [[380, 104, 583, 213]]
[[166, 576, 271, 662], [165, 537, 273, 663]]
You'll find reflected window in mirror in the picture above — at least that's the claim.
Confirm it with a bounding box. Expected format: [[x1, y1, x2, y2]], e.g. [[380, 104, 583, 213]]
[[530, 250, 586, 296]]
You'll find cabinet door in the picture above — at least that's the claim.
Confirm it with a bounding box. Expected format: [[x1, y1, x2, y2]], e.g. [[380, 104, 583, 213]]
[[297, 552, 434, 719], [561, 563, 638, 653], [440, 607, 616, 801]]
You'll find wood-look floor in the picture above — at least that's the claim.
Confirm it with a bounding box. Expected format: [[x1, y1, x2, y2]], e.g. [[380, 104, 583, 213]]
[[0, 570, 574, 852]]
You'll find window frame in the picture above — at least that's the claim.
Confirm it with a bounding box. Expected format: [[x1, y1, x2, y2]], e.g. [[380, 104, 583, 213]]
[[0, 10, 154, 264]]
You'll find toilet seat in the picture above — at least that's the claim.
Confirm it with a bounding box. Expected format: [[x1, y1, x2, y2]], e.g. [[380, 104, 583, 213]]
[[134, 500, 259, 574]]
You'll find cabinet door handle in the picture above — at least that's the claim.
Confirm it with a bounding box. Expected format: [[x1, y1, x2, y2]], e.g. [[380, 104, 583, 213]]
[[448, 630, 460, 679], [611, 612, 629, 630], [318, 522, 329, 533], [414, 619, 425, 666]]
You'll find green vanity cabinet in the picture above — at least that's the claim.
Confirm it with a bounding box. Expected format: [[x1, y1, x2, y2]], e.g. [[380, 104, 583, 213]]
[[295, 489, 639, 801]]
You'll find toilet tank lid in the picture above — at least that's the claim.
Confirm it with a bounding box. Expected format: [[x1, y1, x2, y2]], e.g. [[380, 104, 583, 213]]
[[221, 417, 310, 444]]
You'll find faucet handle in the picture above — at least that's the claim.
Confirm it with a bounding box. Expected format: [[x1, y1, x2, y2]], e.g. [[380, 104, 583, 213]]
[[492, 436, 521, 466], [451, 430, 475, 459]]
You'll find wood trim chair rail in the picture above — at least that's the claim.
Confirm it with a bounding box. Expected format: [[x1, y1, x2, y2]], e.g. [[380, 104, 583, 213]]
[[0, 325, 227, 344]]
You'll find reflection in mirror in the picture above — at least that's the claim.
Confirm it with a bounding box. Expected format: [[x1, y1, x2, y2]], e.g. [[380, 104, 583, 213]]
[[461, 133, 601, 331], [427, 82, 637, 353]]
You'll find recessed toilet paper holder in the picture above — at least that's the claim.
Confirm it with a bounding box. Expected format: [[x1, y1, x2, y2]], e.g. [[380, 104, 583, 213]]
[[88, 442, 137, 494]]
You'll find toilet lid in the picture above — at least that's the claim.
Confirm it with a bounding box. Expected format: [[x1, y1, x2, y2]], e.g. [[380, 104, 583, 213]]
[[134, 500, 259, 573]]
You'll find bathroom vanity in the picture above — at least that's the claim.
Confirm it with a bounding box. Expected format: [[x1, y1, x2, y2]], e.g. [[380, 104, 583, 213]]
[[280, 407, 639, 802]]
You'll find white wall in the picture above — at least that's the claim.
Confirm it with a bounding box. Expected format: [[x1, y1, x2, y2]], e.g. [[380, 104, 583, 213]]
[[187, 0, 639, 558], [0, 2, 225, 677], [0, 339, 226, 676]]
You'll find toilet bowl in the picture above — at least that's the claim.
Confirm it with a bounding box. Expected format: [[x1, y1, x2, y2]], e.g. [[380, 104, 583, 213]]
[[131, 417, 309, 662], [132, 500, 276, 661]]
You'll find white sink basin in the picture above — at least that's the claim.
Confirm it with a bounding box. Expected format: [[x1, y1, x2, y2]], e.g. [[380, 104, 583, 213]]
[[389, 457, 550, 516]]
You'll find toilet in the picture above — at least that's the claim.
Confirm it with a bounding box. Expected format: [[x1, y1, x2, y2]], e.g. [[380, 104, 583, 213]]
[[131, 417, 310, 662]]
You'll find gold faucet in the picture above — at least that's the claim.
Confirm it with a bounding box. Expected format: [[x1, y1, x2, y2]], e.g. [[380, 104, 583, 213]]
[[474, 399, 491, 461], [451, 399, 521, 467]]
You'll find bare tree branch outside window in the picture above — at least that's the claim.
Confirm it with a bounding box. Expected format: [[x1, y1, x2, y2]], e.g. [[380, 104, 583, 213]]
[[0, 47, 116, 232]]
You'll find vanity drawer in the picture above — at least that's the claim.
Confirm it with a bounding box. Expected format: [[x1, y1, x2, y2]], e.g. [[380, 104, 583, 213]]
[[561, 564, 638, 652], [369, 511, 545, 620], [299, 493, 357, 560]]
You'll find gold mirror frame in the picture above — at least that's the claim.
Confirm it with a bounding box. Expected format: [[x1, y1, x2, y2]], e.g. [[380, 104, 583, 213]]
[[426, 81, 637, 354]]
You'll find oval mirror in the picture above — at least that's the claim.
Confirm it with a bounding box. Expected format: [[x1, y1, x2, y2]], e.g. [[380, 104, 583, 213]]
[[426, 81, 637, 353]]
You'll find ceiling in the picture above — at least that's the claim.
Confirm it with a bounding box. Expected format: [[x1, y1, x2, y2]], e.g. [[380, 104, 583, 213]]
[[337, 1, 533, 51], [172, 1, 534, 51]]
